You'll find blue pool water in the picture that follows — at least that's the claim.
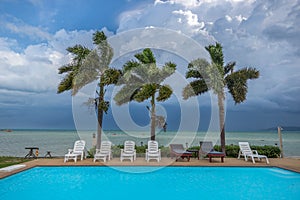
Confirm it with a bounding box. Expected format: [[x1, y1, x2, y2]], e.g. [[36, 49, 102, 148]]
[[1, 167, 300, 200]]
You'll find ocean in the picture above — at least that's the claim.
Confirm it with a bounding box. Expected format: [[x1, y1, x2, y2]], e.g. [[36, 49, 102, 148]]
[[0, 130, 299, 157]]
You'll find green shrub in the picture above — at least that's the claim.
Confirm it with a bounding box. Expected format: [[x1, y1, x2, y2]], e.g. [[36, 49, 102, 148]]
[[87, 147, 96, 158], [214, 145, 280, 158], [88, 144, 280, 159], [251, 145, 281, 158]]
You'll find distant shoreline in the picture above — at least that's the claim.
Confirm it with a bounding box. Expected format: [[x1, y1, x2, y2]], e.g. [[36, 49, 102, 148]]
[[1, 128, 300, 133]]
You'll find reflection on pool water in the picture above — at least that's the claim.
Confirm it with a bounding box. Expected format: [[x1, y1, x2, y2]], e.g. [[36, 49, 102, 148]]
[[1, 166, 300, 200]]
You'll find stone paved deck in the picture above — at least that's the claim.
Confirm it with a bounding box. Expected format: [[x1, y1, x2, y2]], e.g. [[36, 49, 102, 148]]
[[1, 157, 300, 178]]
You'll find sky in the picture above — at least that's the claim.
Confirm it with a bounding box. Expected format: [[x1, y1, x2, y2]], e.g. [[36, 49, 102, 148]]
[[0, 0, 299, 132]]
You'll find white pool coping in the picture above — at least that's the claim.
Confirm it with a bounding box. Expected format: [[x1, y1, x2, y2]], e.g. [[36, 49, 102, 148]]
[[0, 164, 26, 172]]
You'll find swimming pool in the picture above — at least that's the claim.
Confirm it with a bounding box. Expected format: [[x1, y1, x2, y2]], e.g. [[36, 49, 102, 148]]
[[1, 166, 299, 200]]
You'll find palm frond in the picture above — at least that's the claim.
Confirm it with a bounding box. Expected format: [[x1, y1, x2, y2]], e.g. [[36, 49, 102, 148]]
[[113, 84, 142, 105], [57, 72, 74, 93], [157, 85, 172, 102], [101, 68, 121, 86], [72, 50, 99, 94], [206, 63, 225, 94], [93, 31, 107, 45], [185, 58, 210, 79], [205, 42, 224, 68], [115, 48, 175, 106], [225, 72, 247, 104], [123, 60, 139, 72], [57, 45, 90, 94], [237, 67, 260, 79], [133, 63, 157, 82], [95, 39, 113, 74], [225, 67, 259, 104], [134, 48, 156, 64], [66, 45, 91, 65], [224, 61, 236, 75], [158, 62, 177, 82], [72, 39, 114, 95], [186, 69, 203, 79], [133, 83, 157, 102], [182, 79, 208, 100], [58, 64, 74, 74]]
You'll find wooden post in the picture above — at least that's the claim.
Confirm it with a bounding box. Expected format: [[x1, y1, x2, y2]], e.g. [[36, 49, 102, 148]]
[[92, 133, 96, 148], [277, 126, 284, 158]]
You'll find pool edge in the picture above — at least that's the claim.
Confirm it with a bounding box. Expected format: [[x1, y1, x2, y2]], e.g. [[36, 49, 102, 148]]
[[1, 157, 300, 179]]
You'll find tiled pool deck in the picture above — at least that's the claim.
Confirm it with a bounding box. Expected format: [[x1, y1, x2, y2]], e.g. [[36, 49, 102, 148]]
[[1, 157, 300, 178]]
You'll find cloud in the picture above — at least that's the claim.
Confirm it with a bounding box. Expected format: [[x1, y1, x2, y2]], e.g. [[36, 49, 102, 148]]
[[0, 15, 52, 41], [116, 0, 300, 114], [0, 0, 299, 130], [173, 9, 205, 28], [0, 25, 116, 95], [0, 41, 62, 93]]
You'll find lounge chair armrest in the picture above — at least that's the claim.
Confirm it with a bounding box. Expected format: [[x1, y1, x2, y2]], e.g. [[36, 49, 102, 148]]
[[252, 150, 258, 155], [68, 149, 73, 153], [121, 149, 124, 153]]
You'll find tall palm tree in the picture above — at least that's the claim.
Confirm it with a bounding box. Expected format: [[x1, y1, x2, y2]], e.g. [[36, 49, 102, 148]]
[[57, 31, 120, 149], [183, 43, 259, 153], [114, 48, 176, 140]]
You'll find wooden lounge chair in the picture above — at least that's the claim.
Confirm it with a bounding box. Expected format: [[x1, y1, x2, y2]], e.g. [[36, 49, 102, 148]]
[[120, 141, 136, 162], [64, 140, 86, 163], [94, 141, 112, 162], [238, 142, 269, 164], [145, 140, 161, 162], [169, 144, 192, 161], [199, 141, 225, 162]]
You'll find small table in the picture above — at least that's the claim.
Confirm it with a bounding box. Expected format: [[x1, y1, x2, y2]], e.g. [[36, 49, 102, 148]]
[[45, 151, 52, 158], [187, 149, 199, 159], [25, 147, 39, 158]]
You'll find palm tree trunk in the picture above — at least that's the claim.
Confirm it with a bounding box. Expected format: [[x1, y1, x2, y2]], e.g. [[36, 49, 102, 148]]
[[218, 93, 226, 153], [150, 94, 156, 141], [96, 84, 104, 149]]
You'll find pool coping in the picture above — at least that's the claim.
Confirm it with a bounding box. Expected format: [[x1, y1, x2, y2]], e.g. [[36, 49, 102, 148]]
[[1, 157, 300, 179]]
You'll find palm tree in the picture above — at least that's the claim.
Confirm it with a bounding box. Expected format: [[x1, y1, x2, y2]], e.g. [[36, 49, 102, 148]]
[[114, 48, 176, 140], [57, 31, 120, 149], [183, 42, 259, 153]]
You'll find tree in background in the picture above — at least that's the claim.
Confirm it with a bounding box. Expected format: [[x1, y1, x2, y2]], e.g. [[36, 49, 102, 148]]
[[183, 42, 259, 153], [114, 48, 176, 140], [57, 31, 120, 149]]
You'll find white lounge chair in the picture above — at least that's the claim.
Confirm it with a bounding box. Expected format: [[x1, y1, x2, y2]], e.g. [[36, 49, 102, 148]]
[[94, 141, 112, 162], [145, 140, 161, 162], [64, 140, 86, 163], [238, 142, 269, 164], [120, 141, 136, 162]]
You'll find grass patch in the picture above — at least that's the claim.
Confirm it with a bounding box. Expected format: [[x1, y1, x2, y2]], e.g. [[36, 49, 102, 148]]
[[0, 157, 30, 168]]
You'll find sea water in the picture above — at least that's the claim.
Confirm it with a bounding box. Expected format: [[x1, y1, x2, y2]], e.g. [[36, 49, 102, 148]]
[[0, 129, 299, 157]]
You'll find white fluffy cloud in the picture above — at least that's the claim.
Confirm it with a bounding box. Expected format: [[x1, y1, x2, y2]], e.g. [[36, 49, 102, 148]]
[[0, 28, 108, 94], [0, 37, 63, 93]]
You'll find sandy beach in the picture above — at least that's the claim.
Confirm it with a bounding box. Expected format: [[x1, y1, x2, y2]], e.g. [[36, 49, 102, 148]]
[[1, 157, 300, 179]]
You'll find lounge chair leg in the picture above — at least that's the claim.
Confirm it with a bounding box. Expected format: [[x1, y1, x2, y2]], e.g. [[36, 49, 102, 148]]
[[251, 156, 255, 163], [266, 158, 269, 164]]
